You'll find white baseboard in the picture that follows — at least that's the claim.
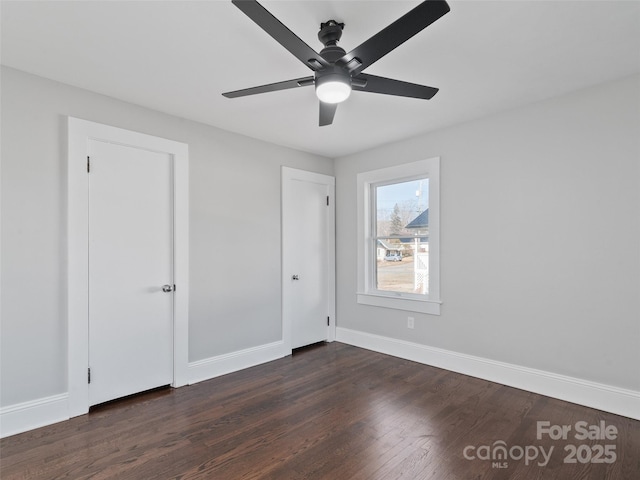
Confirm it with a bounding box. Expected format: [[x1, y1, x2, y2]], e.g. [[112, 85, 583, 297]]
[[188, 340, 286, 385], [0, 342, 286, 438], [0, 393, 69, 438], [336, 327, 640, 420], [5, 334, 635, 439]]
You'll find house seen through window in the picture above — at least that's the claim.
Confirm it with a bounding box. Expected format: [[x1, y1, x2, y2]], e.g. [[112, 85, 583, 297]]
[[374, 179, 430, 295]]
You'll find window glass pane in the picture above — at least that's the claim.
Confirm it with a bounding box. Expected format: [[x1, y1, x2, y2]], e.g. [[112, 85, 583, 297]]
[[374, 178, 429, 295], [376, 238, 429, 294], [375, 179, 428, 236]]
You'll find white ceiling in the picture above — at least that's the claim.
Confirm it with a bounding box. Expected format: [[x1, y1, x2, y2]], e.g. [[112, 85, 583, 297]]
[[2, 0, 639, 158]]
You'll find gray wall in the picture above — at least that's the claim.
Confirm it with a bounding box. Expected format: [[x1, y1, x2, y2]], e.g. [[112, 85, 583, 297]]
[[2, 66, 638, 410], [0, 67, 333, 407], [334, 74, 640, 391]]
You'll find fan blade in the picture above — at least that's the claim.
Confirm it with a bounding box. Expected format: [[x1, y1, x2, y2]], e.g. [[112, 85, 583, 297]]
[[223, 76, 314, 98], [319, 102, 338, 126], [353, 74, 438, 99], [232, 0, 330, 71], [336, 0, 450, 75]]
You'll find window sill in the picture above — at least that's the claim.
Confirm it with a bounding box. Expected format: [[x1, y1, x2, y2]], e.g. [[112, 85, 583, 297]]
[[357, 293, 441, 315]]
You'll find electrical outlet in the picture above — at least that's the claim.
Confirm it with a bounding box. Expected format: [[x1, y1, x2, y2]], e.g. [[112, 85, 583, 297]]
[[407, 316, 415, 329]]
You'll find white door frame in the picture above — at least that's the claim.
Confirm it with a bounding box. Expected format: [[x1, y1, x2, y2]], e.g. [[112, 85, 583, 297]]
[[281, 167, 335, 354], [67, 117, 189, 418]]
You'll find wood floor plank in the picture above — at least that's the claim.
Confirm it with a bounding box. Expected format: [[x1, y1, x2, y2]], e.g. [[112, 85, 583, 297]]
[[1, 342, 637, 479]]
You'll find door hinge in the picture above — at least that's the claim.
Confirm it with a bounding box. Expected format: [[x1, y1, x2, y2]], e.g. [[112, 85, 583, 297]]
[[87, 156, 90, 173], [88, 367, 91, 384], [327, 316, 330, 326]]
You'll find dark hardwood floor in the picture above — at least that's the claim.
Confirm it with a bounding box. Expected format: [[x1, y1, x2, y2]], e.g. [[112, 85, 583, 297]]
[[1, 342, 638, 479]]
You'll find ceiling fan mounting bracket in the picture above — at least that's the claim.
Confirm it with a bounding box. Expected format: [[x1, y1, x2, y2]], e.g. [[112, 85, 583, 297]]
[[318, 20, 345, 47]]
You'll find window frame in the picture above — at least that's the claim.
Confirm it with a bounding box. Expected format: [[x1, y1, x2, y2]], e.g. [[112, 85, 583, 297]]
[[357, 158, 441, 315]]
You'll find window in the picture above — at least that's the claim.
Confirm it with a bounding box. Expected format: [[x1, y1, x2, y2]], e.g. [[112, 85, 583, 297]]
[[374, 179, 430, 294], [357, 158, 441, 315]]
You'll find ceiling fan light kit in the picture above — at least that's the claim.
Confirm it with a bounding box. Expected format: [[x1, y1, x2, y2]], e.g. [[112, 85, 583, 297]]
[[223, 0, 450, 126], [315, 73, 352, 104]]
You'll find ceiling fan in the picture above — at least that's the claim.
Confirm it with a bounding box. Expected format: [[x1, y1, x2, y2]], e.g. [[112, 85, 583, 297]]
[[223, 0, 450, 126]]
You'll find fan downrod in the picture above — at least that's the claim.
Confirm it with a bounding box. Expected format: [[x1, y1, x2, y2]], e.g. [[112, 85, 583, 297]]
[[318, 20, 347, 63]]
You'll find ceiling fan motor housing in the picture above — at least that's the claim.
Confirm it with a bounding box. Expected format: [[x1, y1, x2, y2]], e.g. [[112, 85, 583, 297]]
[[315, 69, 351, 85]]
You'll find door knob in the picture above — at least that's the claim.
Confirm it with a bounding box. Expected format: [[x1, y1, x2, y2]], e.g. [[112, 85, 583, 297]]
[[162, 284, 174, 292], [292, 275, 299, 280]]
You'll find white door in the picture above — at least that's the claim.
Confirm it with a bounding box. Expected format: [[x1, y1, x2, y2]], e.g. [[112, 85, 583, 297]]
[[88, 139, 174, 406], [282, 168, 335, 350]]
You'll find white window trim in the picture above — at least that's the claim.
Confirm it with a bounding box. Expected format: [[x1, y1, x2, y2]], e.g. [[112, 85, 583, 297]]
[[357, 158, 441, 315]]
